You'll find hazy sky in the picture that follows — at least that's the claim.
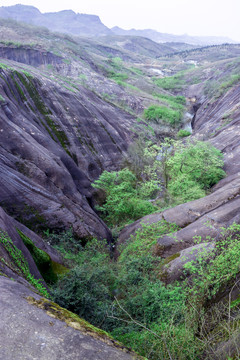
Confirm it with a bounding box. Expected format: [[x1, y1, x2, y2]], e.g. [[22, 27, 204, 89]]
[[1, 0, 240, 41]]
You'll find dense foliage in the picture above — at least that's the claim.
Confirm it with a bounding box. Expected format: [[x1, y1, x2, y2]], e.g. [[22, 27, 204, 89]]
[[144, 104, 182, 126], [166, 140, 225, 203], [92, 139, 225, 225], [92, 168, 158, 226], [52, 223, 240, 359]]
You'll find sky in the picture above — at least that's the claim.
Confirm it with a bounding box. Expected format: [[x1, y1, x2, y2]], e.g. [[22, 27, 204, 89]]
[[1, 0, 240, 41]]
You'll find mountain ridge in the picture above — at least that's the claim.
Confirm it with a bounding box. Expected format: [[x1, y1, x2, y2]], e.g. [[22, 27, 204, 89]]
[[0, 4, 236, 46], [111, 26, 236, 46]]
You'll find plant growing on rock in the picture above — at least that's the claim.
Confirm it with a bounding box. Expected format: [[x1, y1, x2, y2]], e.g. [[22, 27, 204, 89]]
[[144, 104, 182, 127], [92, 168, 158, 227]]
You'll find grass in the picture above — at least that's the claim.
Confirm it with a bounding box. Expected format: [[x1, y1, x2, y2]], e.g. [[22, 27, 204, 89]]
[[154, 73, 185, 91]]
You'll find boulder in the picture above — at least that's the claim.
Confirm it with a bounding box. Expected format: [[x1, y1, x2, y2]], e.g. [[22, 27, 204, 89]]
[[161, 242, 215, 283]]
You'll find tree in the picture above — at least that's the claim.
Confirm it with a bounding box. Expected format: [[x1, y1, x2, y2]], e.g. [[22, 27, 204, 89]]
[[165, 140, 225, 203], [92, 168, 157, 226]]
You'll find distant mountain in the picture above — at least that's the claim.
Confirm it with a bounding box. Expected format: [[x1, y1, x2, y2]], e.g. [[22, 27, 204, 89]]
[[111, 26, 236, 46], [0, 5, 236, 46], [97, 35, 182, 58], [0, 4, 111, 37]]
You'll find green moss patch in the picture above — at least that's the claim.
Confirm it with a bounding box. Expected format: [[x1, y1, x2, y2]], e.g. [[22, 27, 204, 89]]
[[163, 252, 181, 265], [17, 229, 68, 284], [26, 296, 145, 359], [0, 230, 49, 297]]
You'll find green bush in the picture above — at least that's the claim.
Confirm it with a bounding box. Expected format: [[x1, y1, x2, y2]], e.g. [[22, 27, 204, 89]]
[[144, 105, 182, 126], [177, 129, 191, 138], [92, 168, 158, 226], [167, 140, 225, 191], [184, 223, 240, 301], [154, 74, 185, 91], [107, 70, 128, 82], [52, 228, 198, 360], [153, 93, 186, 108], [52, 219, 240, 360], [168, 174, 206, 203]]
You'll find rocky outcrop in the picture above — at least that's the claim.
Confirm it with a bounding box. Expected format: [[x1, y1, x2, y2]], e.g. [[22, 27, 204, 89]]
[[0, 46, 63, 68], [0, 276, 143, 360], [0, 205, 65, 284], [161, 242, 215, 283], [0, 65, 137, 239]]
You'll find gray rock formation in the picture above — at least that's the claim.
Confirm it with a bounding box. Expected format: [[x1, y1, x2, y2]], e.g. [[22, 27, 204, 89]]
[[0, 63, 136, 240], [0, 206, 64, 283], [161, 242, 215, 283], [0, 276, 143, 360]]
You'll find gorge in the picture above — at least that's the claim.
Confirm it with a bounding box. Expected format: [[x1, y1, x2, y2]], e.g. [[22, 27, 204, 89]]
[[0, 6, 240, 360]]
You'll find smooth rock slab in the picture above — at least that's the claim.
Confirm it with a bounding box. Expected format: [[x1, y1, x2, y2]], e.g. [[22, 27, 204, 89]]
[[0, 276, 143, 360]]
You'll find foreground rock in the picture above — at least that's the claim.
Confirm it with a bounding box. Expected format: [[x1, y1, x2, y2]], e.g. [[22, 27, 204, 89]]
[[0, 276, 143, 360]]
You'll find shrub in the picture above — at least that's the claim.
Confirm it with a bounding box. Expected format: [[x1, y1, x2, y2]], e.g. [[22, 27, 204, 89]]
[[167, 140, 225, 191], [177, 129, 191, 138], [144, 105, 182, 126], [154, 74, 185, 91], [92, 168, 157, 226]]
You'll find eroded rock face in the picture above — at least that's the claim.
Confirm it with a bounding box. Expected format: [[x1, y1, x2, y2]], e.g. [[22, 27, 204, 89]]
[[0, 66, 136, 240], [0, 46, 63, 67], [0, 206, 64, 283], [0, 276, 143, 360]]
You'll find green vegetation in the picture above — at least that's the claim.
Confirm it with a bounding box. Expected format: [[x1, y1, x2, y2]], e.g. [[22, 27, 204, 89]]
[[153, 93, 186, 107], [92, 168, 158, 227], [17, 229, 68, 284], [92, 139, 225, 225], [118, 220, 178, 260], [52, 223, 187, 359], [107, 70, 128, 82], [204, 71, 240, 99], [130, 67, 143, 75], [177, 129, 191, 137], [144, 105, 183, 127], [154, 73, 185, 91], [0, 230, 49, 297], [51, 221, 240, 359], [0, 94, 5, 102], [166, 140, 225, 203]]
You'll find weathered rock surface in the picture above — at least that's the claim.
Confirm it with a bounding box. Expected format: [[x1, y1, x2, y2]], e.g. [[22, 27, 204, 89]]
[[0, 206, 64, 283], [0, 45, 63, 67], [161, 242, 215, 283], [0, 63, 138, 239], [0, 276, 143, 360]]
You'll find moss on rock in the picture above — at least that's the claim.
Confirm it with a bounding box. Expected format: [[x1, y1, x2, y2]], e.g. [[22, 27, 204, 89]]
[[26, 296, 146, 359], [17, 229, 68, 284]]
